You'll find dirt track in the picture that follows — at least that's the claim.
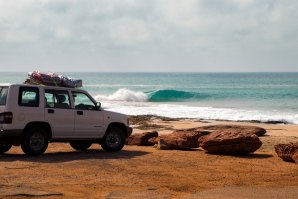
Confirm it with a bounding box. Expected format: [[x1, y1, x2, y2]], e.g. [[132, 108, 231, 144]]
[[1, 134, 298, 198]]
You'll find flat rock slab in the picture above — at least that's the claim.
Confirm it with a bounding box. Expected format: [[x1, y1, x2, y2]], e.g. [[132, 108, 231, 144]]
[[185, 186, 298, 199], [106, 190, 169, 199], [197, 125, 266, 136], [0, 185, 63, 197]]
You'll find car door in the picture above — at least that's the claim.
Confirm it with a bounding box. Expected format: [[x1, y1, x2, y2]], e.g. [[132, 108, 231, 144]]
[[44, 89, 75, 138], [72, 91, 104, 138]]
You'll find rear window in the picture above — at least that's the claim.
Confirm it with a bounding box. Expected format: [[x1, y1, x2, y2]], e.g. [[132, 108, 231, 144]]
[[18, 86, 39, 107], [0, 87, 8, 105]]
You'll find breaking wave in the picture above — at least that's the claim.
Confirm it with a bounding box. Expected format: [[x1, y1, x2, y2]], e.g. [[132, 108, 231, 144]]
[[94, 88, 205, 102], [147, 89, 202, 102]]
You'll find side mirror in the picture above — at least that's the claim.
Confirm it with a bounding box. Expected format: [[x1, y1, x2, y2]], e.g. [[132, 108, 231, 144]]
[[96, 102, 101, 110]]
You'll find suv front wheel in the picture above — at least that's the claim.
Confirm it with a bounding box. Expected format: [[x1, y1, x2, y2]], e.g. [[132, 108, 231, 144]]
[[21, 127, 48, 156], [101, 126, 125, 152]]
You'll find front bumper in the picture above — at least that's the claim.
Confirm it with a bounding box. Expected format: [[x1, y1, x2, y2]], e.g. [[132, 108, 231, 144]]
[[126, 126, 133, 137], [0, 129, 22, 138]]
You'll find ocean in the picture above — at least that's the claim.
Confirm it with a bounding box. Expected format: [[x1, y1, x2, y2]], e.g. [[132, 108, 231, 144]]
[[1, 72, 298, 124]]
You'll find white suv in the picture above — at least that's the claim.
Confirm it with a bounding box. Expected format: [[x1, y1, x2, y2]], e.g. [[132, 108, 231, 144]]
[[0, 84, 132, 155]]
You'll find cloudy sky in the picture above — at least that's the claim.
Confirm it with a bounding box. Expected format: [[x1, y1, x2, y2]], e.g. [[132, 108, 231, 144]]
[[0, 0, 297, 72]]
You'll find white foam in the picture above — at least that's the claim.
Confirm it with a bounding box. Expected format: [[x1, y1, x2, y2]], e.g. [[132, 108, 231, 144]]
[[94, 88, 148, 102], [100, 101, 298, 124]]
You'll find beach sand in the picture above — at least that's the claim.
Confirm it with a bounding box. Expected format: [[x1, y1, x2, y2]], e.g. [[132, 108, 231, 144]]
[[0, 117, 298, 198]]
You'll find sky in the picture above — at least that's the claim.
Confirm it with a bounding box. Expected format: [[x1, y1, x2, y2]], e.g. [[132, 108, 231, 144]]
[[0, 0, 297, 72]]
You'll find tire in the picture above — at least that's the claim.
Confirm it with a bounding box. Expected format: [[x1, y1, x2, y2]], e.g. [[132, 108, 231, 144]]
[[101, 126, 126, 152], [70, 141, 92, 151], [0, 143, 12, 154], [21, 127, 48, 156]]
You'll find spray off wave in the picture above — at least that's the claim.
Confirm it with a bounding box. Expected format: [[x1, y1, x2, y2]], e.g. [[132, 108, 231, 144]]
[[94, 88, 148, 102]]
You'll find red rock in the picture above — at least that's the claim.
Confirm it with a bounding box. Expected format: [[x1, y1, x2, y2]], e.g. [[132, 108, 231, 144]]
[[197, 125, 266, 137], [292, 152, 298, 164], [274, 142, 298, 162], [157, 138, 170, 150], [199, 131, 262, 155], [148, 137, 157, 145], [126, 131, 158, 146], [159, 129, 209, 149]]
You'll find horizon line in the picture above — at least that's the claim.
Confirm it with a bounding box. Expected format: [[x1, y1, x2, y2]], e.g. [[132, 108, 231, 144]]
[[1, 71, 298, 73]]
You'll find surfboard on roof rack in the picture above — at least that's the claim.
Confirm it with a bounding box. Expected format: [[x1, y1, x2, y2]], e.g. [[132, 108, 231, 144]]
[[24, 71, 82, 88]]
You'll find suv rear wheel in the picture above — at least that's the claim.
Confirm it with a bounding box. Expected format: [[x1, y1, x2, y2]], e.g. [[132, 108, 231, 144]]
[[70, 141, 92, 151], [0, 143, 12, 154], [101, 126, 125, 152], [21, 127, 48, 156]]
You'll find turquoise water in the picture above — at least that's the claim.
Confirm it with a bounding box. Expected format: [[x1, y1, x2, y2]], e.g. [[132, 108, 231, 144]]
[[1, 72, 298, 123]]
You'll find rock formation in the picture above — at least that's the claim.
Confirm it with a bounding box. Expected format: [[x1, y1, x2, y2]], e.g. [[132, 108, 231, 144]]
[[274, 142, 298, 163], [157, 129, 209, 150], [126, 131, 158, 146], [199, 131, 262, 155]]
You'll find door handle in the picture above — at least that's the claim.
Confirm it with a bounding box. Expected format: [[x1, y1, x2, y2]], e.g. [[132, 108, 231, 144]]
[[48, 109, 54, 114], [77, 111, 83, 115]]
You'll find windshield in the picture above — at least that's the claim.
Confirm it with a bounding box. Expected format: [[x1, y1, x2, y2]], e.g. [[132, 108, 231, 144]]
[[0, 87, 8, 105]]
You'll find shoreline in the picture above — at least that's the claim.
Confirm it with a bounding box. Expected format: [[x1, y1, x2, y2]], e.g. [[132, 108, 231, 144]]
[[129, 115, 298, 137], [129, 114, 292, 125]]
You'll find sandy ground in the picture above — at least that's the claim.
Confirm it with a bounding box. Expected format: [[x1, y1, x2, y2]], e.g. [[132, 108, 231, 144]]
[[0, 118, 298, 198]]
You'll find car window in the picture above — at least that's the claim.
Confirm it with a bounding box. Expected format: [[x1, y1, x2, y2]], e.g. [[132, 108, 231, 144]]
[[0, 87, 8, 105], [18, 87, 39, 107], [72, 92, 96, 110], [45, 89, 71, 109]]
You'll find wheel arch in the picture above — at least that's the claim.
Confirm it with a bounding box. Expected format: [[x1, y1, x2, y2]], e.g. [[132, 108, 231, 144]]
[[106, 122, 128, 137], [23, 122, 52, 140]]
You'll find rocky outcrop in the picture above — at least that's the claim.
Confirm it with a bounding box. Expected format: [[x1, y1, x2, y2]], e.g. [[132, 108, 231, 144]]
[[148, 137, 157, 146], [126, 125, 266, 153], [157, 129, 209, 150], [126, 131, 158, 146], [157, 138, 170, 150], [274, 142, 298, 163], [199, 131, 262, 155], [197, 125, 266, 137], [292, 152, 298, 164]]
